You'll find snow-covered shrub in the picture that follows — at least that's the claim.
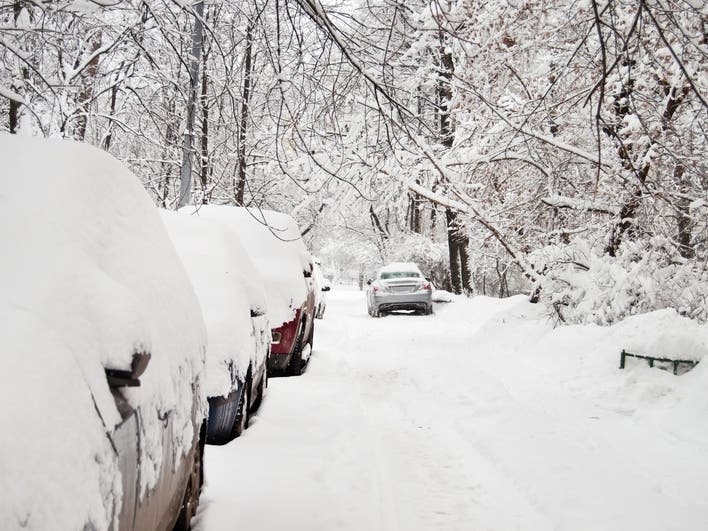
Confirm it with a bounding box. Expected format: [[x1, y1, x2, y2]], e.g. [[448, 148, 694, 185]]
[[386, 232, 448, 287], [532, 238, 708, 325], [470, 252, 530, 298]]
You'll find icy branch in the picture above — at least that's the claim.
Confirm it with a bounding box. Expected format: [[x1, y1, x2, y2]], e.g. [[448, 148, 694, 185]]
[[542, 195, 619, 216], [0, 85, 25, 104]]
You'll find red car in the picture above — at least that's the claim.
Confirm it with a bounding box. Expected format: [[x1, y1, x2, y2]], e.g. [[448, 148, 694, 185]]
[[270, 266, 316, 375], [193, 206, 316, 376]]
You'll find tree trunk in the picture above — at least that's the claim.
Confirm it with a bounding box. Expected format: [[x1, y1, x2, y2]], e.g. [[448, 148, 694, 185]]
[[459, 237, 472, 295], [675, 164, 693, 258], [9, 0, 27, 133], [199, 43, 210, 204], [74, 30, 102, 141], [605, 79, 688, 256], [178, 0, 205, 208], [437, 29, 470, 294], [446, 208, 462, 294], [236, 22, 254, 205], [370, 205, 389, 242]]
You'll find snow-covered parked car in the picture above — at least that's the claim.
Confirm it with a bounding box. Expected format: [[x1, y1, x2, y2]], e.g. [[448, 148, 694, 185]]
[[367, 262, 433, 317], [313, 259, 331, 319], [161, 211, 269, 444], [0, 134, 207, 531], [188, 206, 316, 376]]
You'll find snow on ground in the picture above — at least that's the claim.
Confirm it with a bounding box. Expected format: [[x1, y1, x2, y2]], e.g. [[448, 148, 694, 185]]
[[193, 287, 708, 531]]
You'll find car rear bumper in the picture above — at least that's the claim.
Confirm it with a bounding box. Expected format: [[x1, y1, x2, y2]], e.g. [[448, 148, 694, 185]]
[[372, 291, 432, 311]]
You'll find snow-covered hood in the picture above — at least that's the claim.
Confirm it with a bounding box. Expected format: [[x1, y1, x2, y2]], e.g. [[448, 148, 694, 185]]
[[161, 210, 269, 398], [183, 205, 313, 327]]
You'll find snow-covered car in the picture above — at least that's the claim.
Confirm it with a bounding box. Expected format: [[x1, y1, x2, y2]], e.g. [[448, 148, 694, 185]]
[[312, 260, 331, 319], [366, 262, 433, 317], [188, 206, 316, 376], [161, 211, 269, 444], [0, 134, 207, 531]]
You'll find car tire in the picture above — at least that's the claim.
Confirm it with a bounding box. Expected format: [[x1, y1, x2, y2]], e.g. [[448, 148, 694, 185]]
[[307, 324, 314, 351], [426, 305, 434, 315], [231, 380, 250, 438], [251, 368, 266, 413], [287, 324, 305, 376], [173, 433, 203, 531]]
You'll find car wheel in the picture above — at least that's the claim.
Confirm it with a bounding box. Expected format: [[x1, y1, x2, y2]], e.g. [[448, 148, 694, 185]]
[[173, 434, 203, 531], [231, 381, 250, 438], [287, 325, 305, 376], [307, 324, 314, 351], [426, 305, 434, 315], [251, 368, 266, 412]]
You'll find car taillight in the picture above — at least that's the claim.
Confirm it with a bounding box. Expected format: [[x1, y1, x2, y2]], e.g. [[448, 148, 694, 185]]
[[372, 285, 381, 293], [422, 282, 431, 291]]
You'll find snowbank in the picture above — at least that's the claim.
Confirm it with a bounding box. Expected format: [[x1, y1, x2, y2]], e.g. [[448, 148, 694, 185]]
[[161, 211, 269, 398], [432, 289, 454, 303], [436, 295, 708, 529], [613, 309, 708, 362], [0, 134, 206, 530], [183, 206, 312, 327]]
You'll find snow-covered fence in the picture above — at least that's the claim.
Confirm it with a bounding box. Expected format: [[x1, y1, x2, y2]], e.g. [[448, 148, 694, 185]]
[[619, 350, 699, 376]]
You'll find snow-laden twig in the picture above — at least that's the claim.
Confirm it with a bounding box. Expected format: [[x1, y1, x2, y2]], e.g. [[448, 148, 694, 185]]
[[541, 195, 620, 216]]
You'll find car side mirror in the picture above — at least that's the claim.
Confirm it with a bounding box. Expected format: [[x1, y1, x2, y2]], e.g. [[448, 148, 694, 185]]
[[106, 352, 151, 388], [304, 269, 312, 278], [321, 286, 331, 292]]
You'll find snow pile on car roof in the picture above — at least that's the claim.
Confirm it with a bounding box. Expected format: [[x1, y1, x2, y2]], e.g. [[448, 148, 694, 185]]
[[184, 205, 312, 327], [161, 211, 268, 398], [0, 134, 206, 530]]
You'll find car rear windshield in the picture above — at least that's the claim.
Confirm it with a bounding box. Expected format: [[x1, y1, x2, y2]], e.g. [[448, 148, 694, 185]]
[[380, 271, 420, 279]]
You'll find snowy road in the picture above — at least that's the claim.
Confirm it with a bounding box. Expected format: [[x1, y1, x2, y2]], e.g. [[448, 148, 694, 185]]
[[193, 288, 708, 531]]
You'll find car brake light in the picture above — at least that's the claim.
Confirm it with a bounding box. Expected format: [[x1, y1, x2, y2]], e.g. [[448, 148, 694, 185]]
[[372, 285, 380, 293], [422, 282, 431, 291]]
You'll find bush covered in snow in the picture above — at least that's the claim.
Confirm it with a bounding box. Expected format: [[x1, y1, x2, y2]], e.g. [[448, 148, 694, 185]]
[[383, 232, 449, 287], [531, 238, 708, 325]]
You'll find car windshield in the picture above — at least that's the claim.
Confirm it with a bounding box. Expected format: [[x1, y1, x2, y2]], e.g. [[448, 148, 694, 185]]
[[380, 271, 420, 280]]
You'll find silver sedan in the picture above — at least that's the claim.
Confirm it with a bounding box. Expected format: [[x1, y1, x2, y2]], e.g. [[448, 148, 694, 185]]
[[366, 263, 433, 317]]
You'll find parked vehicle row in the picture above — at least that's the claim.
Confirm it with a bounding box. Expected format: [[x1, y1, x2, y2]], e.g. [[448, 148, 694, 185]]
[[0, 134, 325, 530], [313, 257, 331, 319]]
